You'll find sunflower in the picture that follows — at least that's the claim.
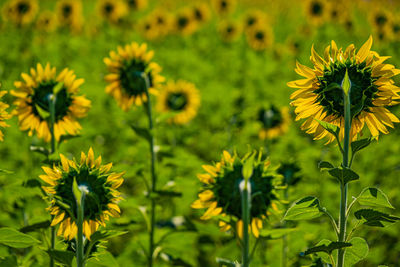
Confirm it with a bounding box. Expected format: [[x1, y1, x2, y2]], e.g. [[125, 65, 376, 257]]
[[96, 0, 128, 24], [174, 8, 198, 36], [156, 80, 200, 124], [104, 42, 165, 111], [258, 106, 290, 140], [368, 7, 392, 32], [0, 89, 12, 141], [126, 0, 147, 11], [191, 150, 281, 238], [40, 148, 124, 240], [304, 0, 329, 25], [12, 63, 91, 142], [211, 0, 236, 16], [246, 24, 273, 51], [191, 2, 211, 24], [56, 0, 83, 32], [242, 10, 267, 32], [146, 8, 172, 38], [137, 18, 160, 40], [390, 18, 400, 41], [6, 0, 38, 25], [218, 20, 242, 43], [36, 11, 57, 32], [288, 36, 400, 143]]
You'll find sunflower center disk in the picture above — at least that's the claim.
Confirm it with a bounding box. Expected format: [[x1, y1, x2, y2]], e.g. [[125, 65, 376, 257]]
[[213, 163, 275, 218], [119, 60, 152, 96], [55, 166, 112, 220], [315, 62, 378, 118], [167, 93, 187, 111], [31, 82, 72, 121], [17, 3, 30, 14], [311, 2, 322, 15], [258, 106, 282, 129], [62, 5, 72, 18]]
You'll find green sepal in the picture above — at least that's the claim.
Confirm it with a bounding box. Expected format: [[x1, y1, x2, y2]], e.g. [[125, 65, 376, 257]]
[[215, 258, 240, 267], [30, 145, 50, 156], [341, 68, 351, 96], [318, 161, 334, 171], [328, 166, 359, 184], [242, 152, 255, 182], [46, 250, 75, 267], [89, 230, 128, 244], [301, 240, 351, 256], [283, 196, 324, 221], [354, 209, 400, 227], [344, 237, 369, 267], [35, 104, 50, 119], [53, 82, 64, 95], [351, 137, 373, 155], [72, 177, 82, 206], [0, 227, 40, 248], [259, 228, 298, 239], [357, 187, 394, 209], [314, 119, 339, 138], [58, 134, 81, 145], [130, 124, 152, 143]]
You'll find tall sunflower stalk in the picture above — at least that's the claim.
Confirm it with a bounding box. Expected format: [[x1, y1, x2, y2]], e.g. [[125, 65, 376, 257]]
[[286, 36, 400, 266]]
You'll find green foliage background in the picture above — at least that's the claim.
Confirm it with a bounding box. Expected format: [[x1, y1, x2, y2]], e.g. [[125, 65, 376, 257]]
[[0, 0, 400, 266]]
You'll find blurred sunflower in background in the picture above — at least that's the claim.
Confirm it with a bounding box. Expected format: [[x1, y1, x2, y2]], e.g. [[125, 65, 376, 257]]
[[0, 88, 12, 142], [104, 42, 165, 111], [97, 0, 128, 24], [138, 18, 160, 40], [191, 2, 211, 25], [6, 0, 38, 26], [191, 150, 281, 238], [36, 10, 57, 32], [40, 148, 124, 240], [126, 0, 147, 12], [246, 24, 273, 51], [369, 7, 392, 33], [258, 106, 290, 140], [174, 8, 197, 36], [211, 0, 236, 16], [156, 80, 200, 124], [242, 9, 267, 32], [12, 63, 91, 142], [147, 8, 171, 38], [288, 36, 400, 143], [56, 0, 83, 32], [304, 0, 329, 26], [218, 20, 242, 43]]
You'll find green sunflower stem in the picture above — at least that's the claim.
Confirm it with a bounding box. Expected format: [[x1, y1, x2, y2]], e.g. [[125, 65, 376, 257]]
[[240, 179, 251, 267], [142, 72, 157, 267], [338, 69, 352, 267], [48, 94, 57, 267], [76, 192, 86, 267]]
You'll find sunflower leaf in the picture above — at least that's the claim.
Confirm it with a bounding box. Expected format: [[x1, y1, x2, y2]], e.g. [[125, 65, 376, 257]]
[[301, 240, 352, 256], [130, 125, 152, 142], [259, 228, 298, 239], [283, 196, 324, 221], [46, 249, 75, 267], [19, 220, 51, 233], [351, 137, 372, 155], [354, 209, 400, 227], [318, 161, 334, 171], [314, 119, 339, 137], [89, 230, 128, 244], [0, 228, 40, 248], [216, 257, 240, 267], [327, 166, 359, 184], [344, 237, 369, 267], [356, 187, 394, 209]]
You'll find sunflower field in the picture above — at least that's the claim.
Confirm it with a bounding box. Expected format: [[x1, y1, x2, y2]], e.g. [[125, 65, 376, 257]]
[[1, 0, 400, 266]]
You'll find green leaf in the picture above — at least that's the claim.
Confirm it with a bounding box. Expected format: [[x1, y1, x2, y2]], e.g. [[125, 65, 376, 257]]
[[216, 258, 240, 267], [19, 220, 50, 233], [314, 119, 339, 137], [22, 178, 42, 188], [89, 230, 128, 244], [46, 250, 75, 267], [0, 227, 40, 248], [302, 241, 351, 256], [328, 167, 359, 184], [351, 138, 372, 155], [130, 125, 152, 142], [86, 251, 119, 267], [58, 134, 81, 144], [155, 190, 182, 198], [284, 196, 323, 221], [0, 256, 18, 267], [354, 209, 400, 227], [53, 82, 64, 95], [259, 228, 298, 239], [0, 169, 13, 174], [344, 237, 369, 267], [72, 177, 82, 206], [357, 187, 394, 209], [35, 104, 50, 119], [318, 161, 334, 171]]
